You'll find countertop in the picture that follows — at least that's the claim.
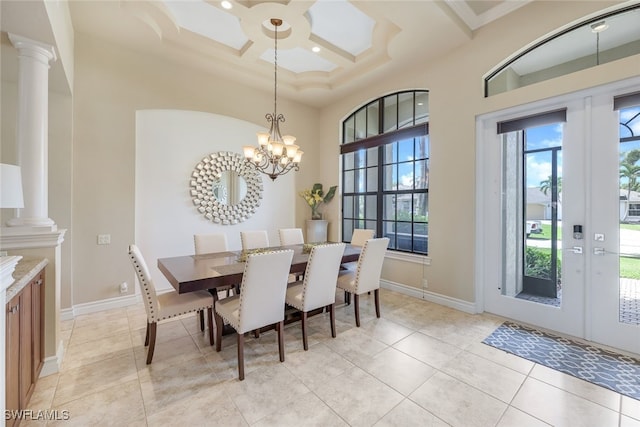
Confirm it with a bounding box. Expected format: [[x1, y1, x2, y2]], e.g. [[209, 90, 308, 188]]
[[5, 258, 49, 302]]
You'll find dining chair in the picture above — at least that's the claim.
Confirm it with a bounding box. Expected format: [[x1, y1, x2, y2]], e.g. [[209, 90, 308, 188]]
[[342, 228, 376, 302], [214, 249, 294, 380], [337, 237, 390, 327], [285, 243, 346, 350], [194, 233, 229, 254], [128, 244, 214, 364], [278, 228, 304, 246], [194, 232, 235, 300], [240, 230, 269, 250]]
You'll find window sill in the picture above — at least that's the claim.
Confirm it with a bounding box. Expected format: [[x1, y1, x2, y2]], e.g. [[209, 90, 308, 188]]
[[385, 250, 431, 266]]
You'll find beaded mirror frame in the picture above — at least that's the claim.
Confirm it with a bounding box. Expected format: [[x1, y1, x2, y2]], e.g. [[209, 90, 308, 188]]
[[189, 152, 263, 224]]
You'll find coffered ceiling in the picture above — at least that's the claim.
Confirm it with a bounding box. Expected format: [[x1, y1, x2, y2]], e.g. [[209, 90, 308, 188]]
[[2, 0, 531, 107]]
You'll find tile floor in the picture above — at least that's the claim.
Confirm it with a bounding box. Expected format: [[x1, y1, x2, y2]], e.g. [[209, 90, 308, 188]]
[[21, 289, 640, 426]]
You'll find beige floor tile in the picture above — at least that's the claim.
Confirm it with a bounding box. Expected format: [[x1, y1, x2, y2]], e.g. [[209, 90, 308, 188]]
[[224, 364, 311, 424], [61, 330, 133, 371], [313, 366, 404, 427], [283, 342, 354, 390], [324, 326, 388, 365], [133, 334, 203, 374], [47, 379, 145, 426], [623, 415, 640, 427], [511, 377, 619, 427], [623, 396, 640, 420], [496, 407, 551, 427], [72, 308, 128, 329], [139, 355, 219, 414], [529, 364, 621, 411], [465, 341, 535, 375], [419, 320, 495, 349], [384, 303, 434, 331], [375, 399, 449, 427], [410, 372, 507, 427], [53, 352, 138, 406], [393, 331, 462, 369], [60, 318, 75, 332], [68, 315, 130, 345], [146, 381, 247, 427], [130, 317, 191, 347], [359, 347, 436, 396], [253, 391, 348, 427], [358, 317, 414, 346], [441, 351, 526, 403]]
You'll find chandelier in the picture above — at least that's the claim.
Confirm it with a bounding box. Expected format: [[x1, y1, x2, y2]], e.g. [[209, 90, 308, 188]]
[[243, 18, 303, 181]]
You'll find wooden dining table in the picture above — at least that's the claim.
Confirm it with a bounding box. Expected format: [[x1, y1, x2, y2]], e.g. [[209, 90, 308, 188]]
[[157, 243, 361, 297]]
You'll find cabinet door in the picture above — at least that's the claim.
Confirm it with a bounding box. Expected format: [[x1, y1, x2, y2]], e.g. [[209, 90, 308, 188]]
[[19, 283, 33, 407], [32, 274, 44, 379], [6, 295, 21, 427]]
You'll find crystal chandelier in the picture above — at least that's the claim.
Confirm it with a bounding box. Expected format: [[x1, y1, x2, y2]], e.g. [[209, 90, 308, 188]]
[[243, 18, 303, 181]]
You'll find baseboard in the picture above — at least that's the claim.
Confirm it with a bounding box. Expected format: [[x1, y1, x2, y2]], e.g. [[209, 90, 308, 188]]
[[60, 293, 142, 320], [380, 279, 478, 314], [40, 339, 64, 377]]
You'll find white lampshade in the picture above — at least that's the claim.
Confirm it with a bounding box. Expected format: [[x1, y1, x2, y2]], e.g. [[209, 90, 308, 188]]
[[0, 163, 24, 208], [256, 132, 270, 146], [282, 135, 296, 145]]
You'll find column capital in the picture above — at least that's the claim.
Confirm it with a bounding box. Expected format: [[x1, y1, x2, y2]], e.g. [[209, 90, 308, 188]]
[[8, 33, 57, 65]]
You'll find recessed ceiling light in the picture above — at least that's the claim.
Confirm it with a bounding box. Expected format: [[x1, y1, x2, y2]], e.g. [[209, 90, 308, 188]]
[[590, 20, 608, 33], [221, 1, 232, 10], [312, 46, 321, 53]]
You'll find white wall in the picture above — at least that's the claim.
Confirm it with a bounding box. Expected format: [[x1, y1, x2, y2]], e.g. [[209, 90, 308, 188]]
[[135, 109, 295, 291]]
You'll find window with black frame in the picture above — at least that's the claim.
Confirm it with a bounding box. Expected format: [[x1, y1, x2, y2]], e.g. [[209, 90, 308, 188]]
[[341, 90, 429, 254]]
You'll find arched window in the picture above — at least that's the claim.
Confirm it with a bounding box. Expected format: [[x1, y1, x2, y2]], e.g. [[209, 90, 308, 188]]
[[485, 4, 640, 97], [341, 90, 429, 254]]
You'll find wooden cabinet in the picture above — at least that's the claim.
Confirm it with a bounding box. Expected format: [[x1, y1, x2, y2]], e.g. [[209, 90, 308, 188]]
[[5, 268, 45, 427]]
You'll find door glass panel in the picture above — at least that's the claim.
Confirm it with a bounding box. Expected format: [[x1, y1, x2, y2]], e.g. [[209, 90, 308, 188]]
[[618, 105, 640, 325]]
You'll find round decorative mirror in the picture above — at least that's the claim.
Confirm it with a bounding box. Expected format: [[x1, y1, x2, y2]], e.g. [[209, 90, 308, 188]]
[[190, 152, 263, 224]]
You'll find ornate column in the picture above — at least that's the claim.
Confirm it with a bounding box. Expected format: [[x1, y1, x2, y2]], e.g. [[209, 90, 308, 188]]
[[7, 34, 57, 228]]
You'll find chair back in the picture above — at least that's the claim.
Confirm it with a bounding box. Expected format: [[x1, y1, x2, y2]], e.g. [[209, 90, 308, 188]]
[[354, 238, 390, 293], [279, 228, 304, 246], [240, 230, 269, 250], [194, 233, 228, 254], [128, 244, 159, 322], [237, 249, 294, 333], [301, 243, 346, 311], [351, 229, 375, 247]]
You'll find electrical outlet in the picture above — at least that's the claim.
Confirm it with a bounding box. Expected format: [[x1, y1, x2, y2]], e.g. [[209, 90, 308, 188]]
[[97, 234, 111, 245], [120, 282, 128, 294], [422, 278, 428, 289]]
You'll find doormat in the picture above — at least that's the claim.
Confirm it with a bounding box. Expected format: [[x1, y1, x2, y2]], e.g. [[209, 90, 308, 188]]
[[482, 321, 640, 400]]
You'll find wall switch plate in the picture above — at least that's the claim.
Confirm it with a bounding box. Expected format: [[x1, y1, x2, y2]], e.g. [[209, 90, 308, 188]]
[[97, 234, 111, 245], [594, 233, 605, 241], [120, 282, 128, 294]]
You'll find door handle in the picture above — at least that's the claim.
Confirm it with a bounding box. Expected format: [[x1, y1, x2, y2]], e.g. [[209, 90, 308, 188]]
[[593, 247, 616, 255], [568, 246, 583, 254]]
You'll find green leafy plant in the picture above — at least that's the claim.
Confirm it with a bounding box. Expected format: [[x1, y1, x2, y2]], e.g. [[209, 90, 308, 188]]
[[299, 183, 337, 220]]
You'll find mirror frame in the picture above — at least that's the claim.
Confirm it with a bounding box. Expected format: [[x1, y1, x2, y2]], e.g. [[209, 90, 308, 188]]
[[190, 151, 263, 224]]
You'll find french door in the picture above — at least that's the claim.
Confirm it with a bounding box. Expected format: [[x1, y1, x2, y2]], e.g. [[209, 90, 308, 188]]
[[478, 77, 640, 355]]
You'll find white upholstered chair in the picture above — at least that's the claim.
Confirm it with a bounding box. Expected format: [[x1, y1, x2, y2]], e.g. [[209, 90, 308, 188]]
[[128, 244, 214, 364], [214, 249, 294, 380], [351, 228, 375, 247], [337, 238, 389, 327], [285, 243, 346, 350], [194, 233, 229, 254], [194, 232, 234, 299], [278, 228, 304, 246], [240, 230, 270, 250]]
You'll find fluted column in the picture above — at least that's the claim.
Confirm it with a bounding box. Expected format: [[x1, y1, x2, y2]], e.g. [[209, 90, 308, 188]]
[[7, 34, 57, 228]]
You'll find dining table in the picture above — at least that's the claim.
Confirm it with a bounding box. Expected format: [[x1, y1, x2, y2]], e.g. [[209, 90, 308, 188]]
[[157, 243, 361, 298]]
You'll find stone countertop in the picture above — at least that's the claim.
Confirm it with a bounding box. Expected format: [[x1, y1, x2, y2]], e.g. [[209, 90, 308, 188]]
[[5, 258, 49, 302]]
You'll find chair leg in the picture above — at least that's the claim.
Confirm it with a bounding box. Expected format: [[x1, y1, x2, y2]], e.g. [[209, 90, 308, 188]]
[[374, 289, 381, 318], [277, 321, 285, 362], [237, 332, 245, 381], [146, 322, 157, 364], [354, 294, 361, 327], [301, 311, 308, 351], [253, 329, 260, 339], [207, 308, 214, 345], [214, 311, 224, 352], [144, 322, 150, 346], [329, 304, 336, 338], [199, 310, 205, 331], [344, 290, 350, 305]]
